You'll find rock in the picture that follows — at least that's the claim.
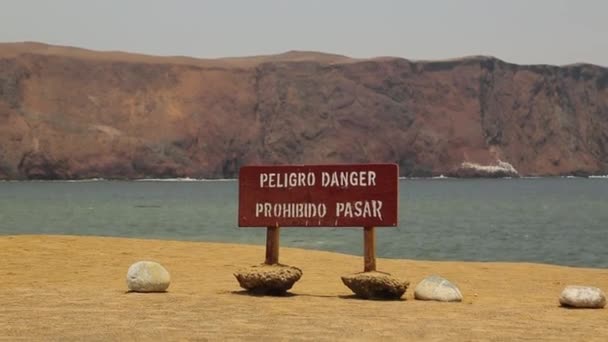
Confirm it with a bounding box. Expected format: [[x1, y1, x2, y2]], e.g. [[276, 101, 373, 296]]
[[126, 261, 171, 293], [234, 264, 302, 295], [414, 275, 463, 302], [559, 286, 606, 308], [341, 272, 409, 300]]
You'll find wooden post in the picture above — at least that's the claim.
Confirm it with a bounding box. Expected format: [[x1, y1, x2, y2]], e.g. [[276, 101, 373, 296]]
[[363, 226, 376, 272], [265, 225, 280, 265]]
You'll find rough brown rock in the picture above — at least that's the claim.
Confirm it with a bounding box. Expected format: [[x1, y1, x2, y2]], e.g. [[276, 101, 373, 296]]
[[341, 271, 409, 300], [1, 42, 607, 179], [234, 264, 302, 295]]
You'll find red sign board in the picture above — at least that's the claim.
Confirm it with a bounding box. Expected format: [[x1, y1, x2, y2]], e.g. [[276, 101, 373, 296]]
[[238, 164, 398, 227]]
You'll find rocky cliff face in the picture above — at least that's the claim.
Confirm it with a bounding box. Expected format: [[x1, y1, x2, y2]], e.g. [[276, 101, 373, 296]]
[[0, 42, 607, 179]]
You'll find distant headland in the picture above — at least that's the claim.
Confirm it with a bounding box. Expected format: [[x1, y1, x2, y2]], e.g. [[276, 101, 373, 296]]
[[0, 42, 607, 180]]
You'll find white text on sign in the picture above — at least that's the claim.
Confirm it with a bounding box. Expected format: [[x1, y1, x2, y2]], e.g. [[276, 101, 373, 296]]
[[255, 200, 383, 220], [259, 171, 377, 188]]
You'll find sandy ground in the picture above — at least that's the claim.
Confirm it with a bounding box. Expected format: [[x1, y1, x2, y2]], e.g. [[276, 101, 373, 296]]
[[1, 235, 607, 341]]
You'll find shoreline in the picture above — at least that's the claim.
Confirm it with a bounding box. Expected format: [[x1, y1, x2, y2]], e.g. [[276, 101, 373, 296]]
[[1, 234, 606, 340], [1, 175, 607, 182], [3, 233, 607, 270]]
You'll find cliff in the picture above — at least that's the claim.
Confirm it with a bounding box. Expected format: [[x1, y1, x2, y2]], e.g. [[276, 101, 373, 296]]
[[1, 42, 607, 179]]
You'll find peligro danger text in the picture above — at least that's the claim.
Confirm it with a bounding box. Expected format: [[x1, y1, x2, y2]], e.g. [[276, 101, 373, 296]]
[[259, 171, 377, 188]]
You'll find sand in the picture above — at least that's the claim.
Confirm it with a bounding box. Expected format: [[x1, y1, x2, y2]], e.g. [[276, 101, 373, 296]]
[[1, 235, 607, 341]]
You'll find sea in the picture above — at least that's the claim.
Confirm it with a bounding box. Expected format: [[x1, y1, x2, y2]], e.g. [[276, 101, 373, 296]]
[[0, 178, 606, 268]]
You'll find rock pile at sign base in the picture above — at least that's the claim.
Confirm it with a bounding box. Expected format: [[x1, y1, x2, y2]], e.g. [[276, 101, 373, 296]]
[[414, 275, 463, 302], [559, 286, 606, 308], [234, 264, 302, 295], [341, 272, 409, 300], [126, 261, 171, 293]]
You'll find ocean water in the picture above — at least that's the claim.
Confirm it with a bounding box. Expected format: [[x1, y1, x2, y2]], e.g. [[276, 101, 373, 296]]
[[0, 178, 606, 268]]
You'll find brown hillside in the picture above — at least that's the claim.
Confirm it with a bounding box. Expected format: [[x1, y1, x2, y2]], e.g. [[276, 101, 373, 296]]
[[0, 42, 607, 179]]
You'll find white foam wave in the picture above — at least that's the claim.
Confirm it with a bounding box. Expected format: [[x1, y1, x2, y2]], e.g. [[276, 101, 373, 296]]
[[63, 178, 107, 182], [134, 178, 236, 182], [0, 178, 108, 183], [0, 177, 237, 183], [399, 175, 453, 180]]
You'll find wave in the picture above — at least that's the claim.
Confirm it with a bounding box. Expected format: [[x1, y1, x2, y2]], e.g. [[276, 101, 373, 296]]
[[589, 175, 608, 179], [0, 177, 237, 183], [0, 178, 108, 183], [63, 178, 107, 182], [134, 177, 237, 182], [399, 175, 453, 180]]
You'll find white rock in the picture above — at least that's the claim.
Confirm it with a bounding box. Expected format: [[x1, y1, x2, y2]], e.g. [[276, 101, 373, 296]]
[[126, 261, 171, 292], [414, 275, 463, 302], [559, 286, 606, 308]]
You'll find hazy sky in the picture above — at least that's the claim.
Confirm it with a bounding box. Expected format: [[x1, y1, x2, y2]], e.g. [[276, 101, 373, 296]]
[[1, 0, 606, 66]]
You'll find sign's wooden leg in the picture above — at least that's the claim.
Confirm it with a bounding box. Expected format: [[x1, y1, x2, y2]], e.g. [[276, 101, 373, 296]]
[[363, 226, 376, 272], [265, 225, 280, 265]]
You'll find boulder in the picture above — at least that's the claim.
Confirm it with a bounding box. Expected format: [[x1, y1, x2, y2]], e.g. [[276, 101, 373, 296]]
[[234, 264, 302, 295], [414, 275, 463, 302], [559, 286, 606, 308], [341, 272, 409, 300], [126, 261, 171, 292]]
